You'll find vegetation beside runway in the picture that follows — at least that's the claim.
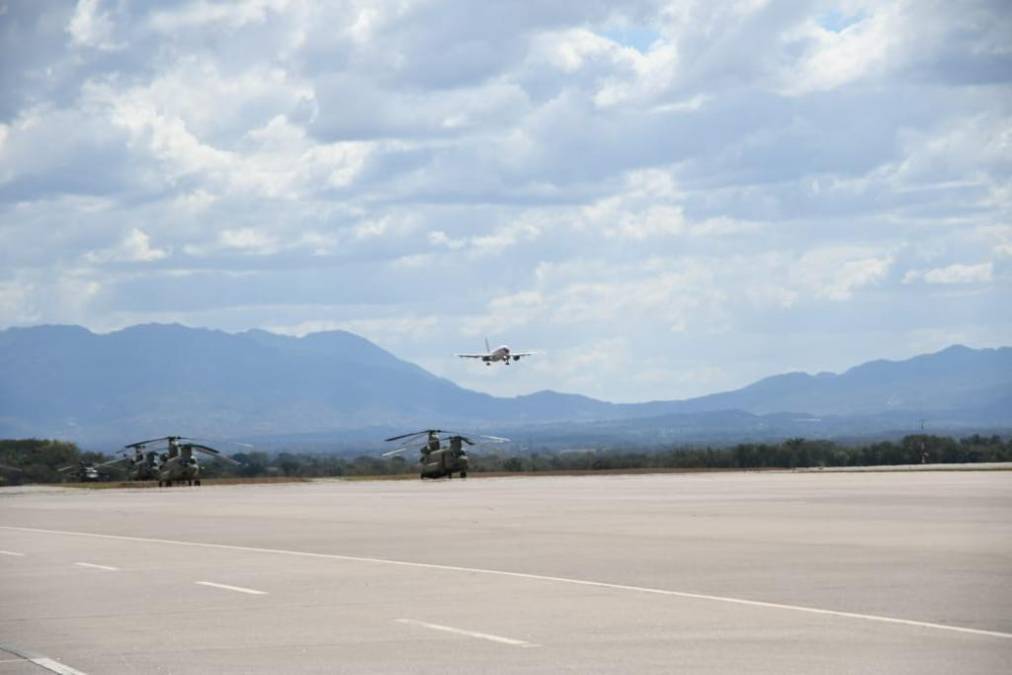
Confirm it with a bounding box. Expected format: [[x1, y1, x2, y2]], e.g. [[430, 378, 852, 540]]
[[64, 476, 311, 489], [3, 434, 1011, 486]]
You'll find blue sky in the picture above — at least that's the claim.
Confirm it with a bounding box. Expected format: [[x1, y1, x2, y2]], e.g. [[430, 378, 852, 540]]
[[1, 0, 1009, 402]]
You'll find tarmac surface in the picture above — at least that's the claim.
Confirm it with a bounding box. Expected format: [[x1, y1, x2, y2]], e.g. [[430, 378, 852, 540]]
[[1, 470, 1010, 673]]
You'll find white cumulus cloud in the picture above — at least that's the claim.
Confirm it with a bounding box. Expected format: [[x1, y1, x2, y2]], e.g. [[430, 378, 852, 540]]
[[904, 262, 994, 285]]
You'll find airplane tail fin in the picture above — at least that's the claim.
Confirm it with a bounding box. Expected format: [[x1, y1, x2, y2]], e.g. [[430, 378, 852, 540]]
[[484, 337, 490, 353]]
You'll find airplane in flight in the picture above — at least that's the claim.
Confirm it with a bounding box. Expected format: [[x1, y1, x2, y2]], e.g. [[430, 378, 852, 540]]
[[456, 339, 536, 366]]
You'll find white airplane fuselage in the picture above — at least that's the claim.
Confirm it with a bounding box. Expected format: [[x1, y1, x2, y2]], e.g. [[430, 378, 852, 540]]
[[457, 341, 533, 365], [483, 346, 512, 365]]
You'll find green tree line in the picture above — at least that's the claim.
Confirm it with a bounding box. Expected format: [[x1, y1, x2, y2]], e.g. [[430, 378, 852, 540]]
[[2, 434, 1010, 485]]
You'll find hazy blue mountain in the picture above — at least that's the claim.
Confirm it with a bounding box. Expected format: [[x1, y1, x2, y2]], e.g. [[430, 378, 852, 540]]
[[0, 324, 1008, 446], [0, 324, 605, 442], [651, 344, 1012, 416]]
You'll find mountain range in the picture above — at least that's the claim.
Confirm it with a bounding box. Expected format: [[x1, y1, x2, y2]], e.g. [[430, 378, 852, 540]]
[[0, 324, 1009, 449]]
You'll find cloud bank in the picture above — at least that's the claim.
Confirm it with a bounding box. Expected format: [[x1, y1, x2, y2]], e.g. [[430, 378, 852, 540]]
[[1, 0, 1009, 401]]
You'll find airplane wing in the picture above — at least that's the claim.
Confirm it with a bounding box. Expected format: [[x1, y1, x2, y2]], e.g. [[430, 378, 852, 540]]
[[455, 354, 488, 359]]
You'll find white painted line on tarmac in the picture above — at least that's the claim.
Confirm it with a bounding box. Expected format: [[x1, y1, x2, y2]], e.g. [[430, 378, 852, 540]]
[[196, 581, 267, 595], [74, 562, 119, 571], [4, 525, 1010, 641], [397, 618, 535, 646], [0, 550, 25, 556], [0, 641, 88, 675], [31, 657, 90, 675]]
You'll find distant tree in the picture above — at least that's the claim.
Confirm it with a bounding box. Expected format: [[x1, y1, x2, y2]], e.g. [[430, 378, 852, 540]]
[[0, 439, 81, 484], [232, 451, 271, 477], [502, 457, 525, 472]]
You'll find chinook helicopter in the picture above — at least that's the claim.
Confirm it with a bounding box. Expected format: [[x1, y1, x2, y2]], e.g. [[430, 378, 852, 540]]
[[57, 458, 125, 482], [123, 436, 240, 486], [119, 443, 164, 481], [383, 430, 509, 479]]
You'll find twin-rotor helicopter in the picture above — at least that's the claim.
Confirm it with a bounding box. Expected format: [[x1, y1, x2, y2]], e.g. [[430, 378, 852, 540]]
[[121, 436, 242, 486], [383, 430, 509, 479], [57, 458, 127, 482]]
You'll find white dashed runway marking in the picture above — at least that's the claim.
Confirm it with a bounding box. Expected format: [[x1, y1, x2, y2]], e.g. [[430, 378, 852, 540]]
[[3, 525, 1009, 641], [0, 641, 89, 675], [73, 562, 119, 571], [397, 618, 536, 646], [195, 580, 267, 595]]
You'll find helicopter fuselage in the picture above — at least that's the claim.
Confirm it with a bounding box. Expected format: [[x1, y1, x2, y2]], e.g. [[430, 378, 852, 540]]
[[131, 455, 160, 480], [157, 455, 200, 485], [79, 466, 100, 481], [419, 447, 469, 479]]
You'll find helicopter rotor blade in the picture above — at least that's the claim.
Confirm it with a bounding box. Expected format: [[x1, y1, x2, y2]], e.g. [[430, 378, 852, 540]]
[[124, 436, 171, 449], [188, 438, 255, 449], [477, 434, 511, 443], [0, 463, 24, 473], [96, 456, 130, 467], [382, 447, 411, 457], [188, 444, 220, 455], [212, 454, 242, 465], [384, 429, 446, 442], [189, 445, 242, 465]]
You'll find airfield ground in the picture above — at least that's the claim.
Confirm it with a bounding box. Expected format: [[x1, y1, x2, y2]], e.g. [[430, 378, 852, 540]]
[[1, 471, 1010, 673]]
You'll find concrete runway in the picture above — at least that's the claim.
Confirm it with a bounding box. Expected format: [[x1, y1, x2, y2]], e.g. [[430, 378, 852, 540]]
[[1, 471, 1010, 673]]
